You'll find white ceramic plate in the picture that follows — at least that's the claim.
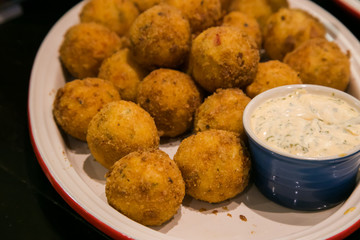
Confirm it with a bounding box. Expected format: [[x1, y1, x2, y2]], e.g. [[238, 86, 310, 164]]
[[28, 0, 360, 239], [334, 0, 360, 18]]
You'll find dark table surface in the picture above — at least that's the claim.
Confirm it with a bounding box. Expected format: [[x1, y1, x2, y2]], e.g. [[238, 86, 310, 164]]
[[0, 0, 359, 239]]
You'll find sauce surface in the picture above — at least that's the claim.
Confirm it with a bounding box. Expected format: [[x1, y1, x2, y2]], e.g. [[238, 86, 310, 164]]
[[251, 89, 360, 158]]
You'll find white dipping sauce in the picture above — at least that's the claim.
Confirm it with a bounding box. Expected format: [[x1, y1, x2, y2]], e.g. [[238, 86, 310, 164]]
[[251, 89, 360, 158]]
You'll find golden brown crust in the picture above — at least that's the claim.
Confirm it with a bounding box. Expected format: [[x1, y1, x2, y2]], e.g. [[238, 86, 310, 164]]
[[263, 8, 326, 60], [59, 22, 122, 79], [98, 48, 148, 102], [174, 130, 251, 203], [189, 26, 260, 92], [246, 60, 302, 98], [165, 0, 222, 34], [79, 0, 139, 36], [53, 78, 121, 141], [86, 100, 159, 169], [283, 38, 350, 91], [137, 68, 201, 137], [194, 88, 251, 139], [105, 149, 185, 226], [129, 0, 162, 12], [222, 11, 262, 49], [129, 4, 191, 70]]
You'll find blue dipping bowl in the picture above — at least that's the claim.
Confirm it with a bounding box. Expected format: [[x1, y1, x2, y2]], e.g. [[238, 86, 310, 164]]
[[243, 84, 360, 211]]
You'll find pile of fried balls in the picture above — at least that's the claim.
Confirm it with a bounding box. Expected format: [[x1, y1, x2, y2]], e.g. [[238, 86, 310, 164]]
[[53, 0, 351, 226]]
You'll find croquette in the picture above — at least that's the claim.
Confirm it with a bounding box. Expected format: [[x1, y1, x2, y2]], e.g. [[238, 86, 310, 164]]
[[173, 129, 251, 203], [79, 0, 139, 36], [189, 26, 260, 92], [86, 100, 159, 169], [98, 48, 148, 102], [263, 8, 326, 60], [266, 0, 289, 12], [284, 38, 351, 91], [137, 68, 201, 137], [129, 0, 162, 12], [53, 78, 120, 141], [194, 88, 251, 139], [222, 11, 262, 49], [165, 0, 222, 34], [129, 4, 191, 70], [246, 60, 302, 98], [59, 22, 123, 79], [229, 0, 273, 30], [105, 149, 185, 226]]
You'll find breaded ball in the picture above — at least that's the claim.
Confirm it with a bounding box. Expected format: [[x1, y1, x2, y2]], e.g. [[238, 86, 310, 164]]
[[165, 0, 222, 34], [284, 38, 351, 91], [98, 48, 148, 102], [59, 22, 122, 79], [220, 0, 233, 13], [263, 8, 326, 60], [129, 4, 191, 70], [173, 130, 251, 203], [79, 0, 139, 36], [222, 11, 262, 49], [53, 78, 120, 141], [194, 88, 251, 139], [246, 60, 302, 98], [86, 100, 159, 169], [189, 26, 260, 92], [229, 0, 273, 30], [137, 69, 201, 137], [266, 0, 288, 12], [105, 149, 185, 226], [129, 0, 162, 12]]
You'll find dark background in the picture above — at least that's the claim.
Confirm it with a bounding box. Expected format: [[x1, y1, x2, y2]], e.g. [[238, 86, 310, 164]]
[[0, 0, 359, 239]]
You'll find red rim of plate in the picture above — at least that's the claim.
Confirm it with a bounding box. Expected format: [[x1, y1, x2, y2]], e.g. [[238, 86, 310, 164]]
[[334, 0, 360, 19], [27, 100, 134, 240]]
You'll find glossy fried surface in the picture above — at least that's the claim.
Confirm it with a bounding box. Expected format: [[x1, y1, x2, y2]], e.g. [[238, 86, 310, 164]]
[[53, 78, 120, 141], [98, 48, 148, 102], [174, 130, 251, 203], [194, 88, 251, 139], [189, 26, 259, 92], [246, 60, 302, 98], [284, 38, 350, 91], [129, 4, 191, 70], [79, 0, 139, 36], [137, 68, 201, 137], [263, 8, 326, 60], [86, 100, 159, 169], [106, 149, 185, 226], [59, 22, 122, 79]]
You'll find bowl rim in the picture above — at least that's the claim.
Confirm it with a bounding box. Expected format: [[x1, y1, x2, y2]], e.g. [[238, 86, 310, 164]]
[[243, 84, 360, 161]]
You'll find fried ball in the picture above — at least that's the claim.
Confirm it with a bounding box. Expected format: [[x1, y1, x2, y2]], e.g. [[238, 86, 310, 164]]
[[220, 0, 233, 13], [194, 88, 251, 139], [165, 0, 222, 34], [59, 22, 122, 79], [284, 38, 351, 91], [98, 48, 148, 102], [222, 11, 262, 49], [229, 0, 273, 30], [105, 149, 185, 226], [129, 0, 162, 12], [266, 0, 288, 12], [173, 129, 251, 203], [53, 78, 120, 141], [129, 4, 191, 70], [263, 8, 326, 60], [189, 26, 260, 92], [137, 69, 201, 137], [246, 60, 302, 98], [79, 0, 139, 36], [86, 100, 159, 169]]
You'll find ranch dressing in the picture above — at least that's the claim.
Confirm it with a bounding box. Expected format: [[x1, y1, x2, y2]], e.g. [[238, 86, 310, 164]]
[[251, 89, 360, 158]]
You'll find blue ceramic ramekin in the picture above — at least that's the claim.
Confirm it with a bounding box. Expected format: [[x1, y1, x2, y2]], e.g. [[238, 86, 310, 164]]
[[243, 84, 360, 211]]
